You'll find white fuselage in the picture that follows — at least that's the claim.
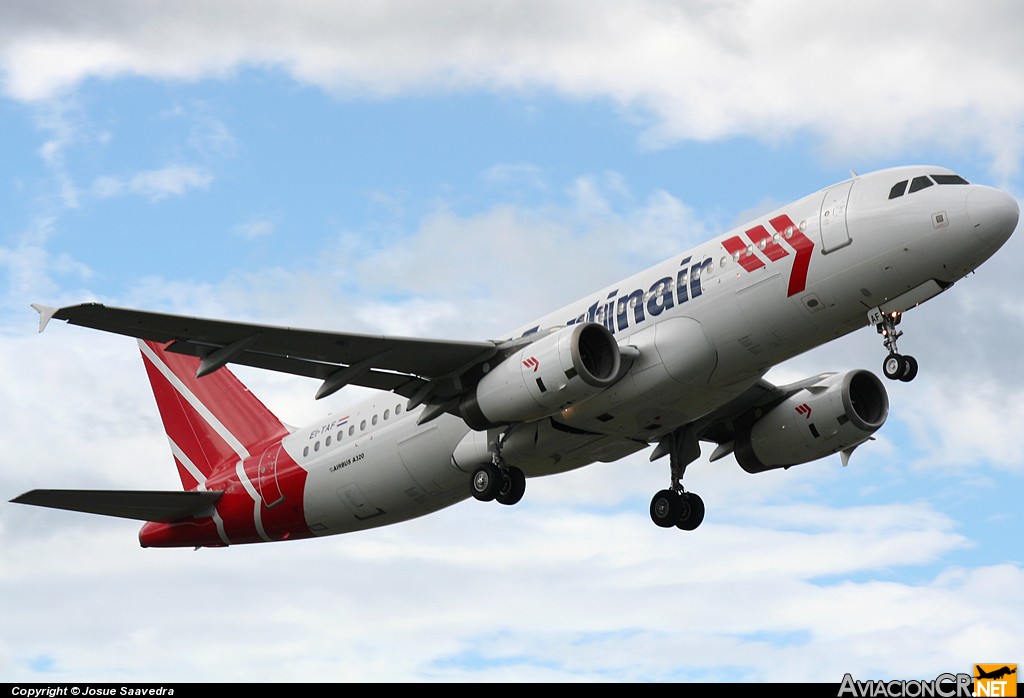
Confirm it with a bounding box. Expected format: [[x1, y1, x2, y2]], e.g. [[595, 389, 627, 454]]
[[288, 166, 1016, 535]]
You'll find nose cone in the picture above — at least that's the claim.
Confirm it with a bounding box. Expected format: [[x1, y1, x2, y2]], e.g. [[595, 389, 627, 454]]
[[967, 186, 1019, 249]]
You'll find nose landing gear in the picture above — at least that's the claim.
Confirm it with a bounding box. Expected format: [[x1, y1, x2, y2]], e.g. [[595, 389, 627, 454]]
[[872, 309, 918, 382]]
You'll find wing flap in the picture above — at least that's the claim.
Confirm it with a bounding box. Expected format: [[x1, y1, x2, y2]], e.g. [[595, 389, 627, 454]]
[[39, 303, 497, 384], [10, 489, 223, 523], [165, 339, 428, 396]]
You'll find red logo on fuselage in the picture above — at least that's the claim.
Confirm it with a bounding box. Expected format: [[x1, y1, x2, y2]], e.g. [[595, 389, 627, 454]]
[[722, 214, 814, 296]]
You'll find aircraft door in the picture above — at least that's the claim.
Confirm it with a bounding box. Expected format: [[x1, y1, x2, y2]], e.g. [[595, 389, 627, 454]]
[[256, 444, 285, 508], [819, 181, 854, 253]]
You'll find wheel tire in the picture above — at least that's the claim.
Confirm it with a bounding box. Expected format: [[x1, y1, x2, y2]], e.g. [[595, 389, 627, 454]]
[[495, 466, 526, 506], [650, 489, 682, 528], [883, 354, 904, 380], [899, 355, 918, 382], [470, 463, 503, 502], [676, 492, 706, 531]]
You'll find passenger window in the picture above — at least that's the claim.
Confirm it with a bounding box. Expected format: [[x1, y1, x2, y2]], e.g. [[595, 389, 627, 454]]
[[360, 420, 366, 431], [909, 176, 934, 193], [326, 435, 332, 447], [372, 415, 378, 426], [384, 409, 390, 420], [889, 180, 908, 199], [314, 441, 320, 452], [396, 404, 402, 415], [349, 425, 355, 436], [303, 446, 309, 457]]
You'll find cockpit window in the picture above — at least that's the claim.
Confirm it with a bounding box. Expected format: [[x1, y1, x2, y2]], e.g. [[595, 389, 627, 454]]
[[908, 176, 934, 193], [932, 174, 969, 185], [890, 173, 968, 200]]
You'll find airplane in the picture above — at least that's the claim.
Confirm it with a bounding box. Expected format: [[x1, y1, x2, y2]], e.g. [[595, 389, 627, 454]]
[[975, 666, 1016, 681], [10, 165, 1019, 547]]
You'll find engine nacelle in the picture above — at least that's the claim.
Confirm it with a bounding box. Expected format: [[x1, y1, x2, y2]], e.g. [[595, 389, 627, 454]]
[[459, 323, 621, 430], [735, 369, 889, 473]]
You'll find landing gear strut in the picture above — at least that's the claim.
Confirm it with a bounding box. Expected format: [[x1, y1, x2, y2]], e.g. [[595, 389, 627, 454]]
[[469, 432, 526, 506], [873, 309, 918, 382], [648, 426, 706, 531]]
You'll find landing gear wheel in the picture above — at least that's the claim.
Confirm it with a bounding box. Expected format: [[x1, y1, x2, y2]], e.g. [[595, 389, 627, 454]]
[[883, 353, 919, 382], [495, 466, 526, 506], [899, 355, 918, 382], [470, 463, 503, 502], [650, 489, 683, 528], [675, 492, 705, 531], [883, 353, 904, 380], [875, 310, 919, 382]]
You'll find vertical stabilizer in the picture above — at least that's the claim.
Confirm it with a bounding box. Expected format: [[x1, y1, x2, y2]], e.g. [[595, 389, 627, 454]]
[[138, 340, 289, 490]]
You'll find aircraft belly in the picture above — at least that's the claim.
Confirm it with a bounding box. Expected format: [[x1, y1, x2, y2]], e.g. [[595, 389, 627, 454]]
[[302, 416, 470, 535], [452, 418, 648, 478], [733, 273, 816, 357]]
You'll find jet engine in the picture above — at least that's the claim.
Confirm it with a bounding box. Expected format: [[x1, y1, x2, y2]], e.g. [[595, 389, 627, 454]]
[[459, 322, 622, 430], [735, 370, 888, 473]]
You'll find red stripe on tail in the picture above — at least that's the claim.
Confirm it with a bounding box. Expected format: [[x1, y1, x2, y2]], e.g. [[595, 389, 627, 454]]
[[139, 340, 289, 488]]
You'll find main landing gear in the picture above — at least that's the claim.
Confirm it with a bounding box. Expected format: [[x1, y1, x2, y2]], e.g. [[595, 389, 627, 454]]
[[649, 426, 706, 531], [469, 436, 526, 506], [650, 489, 705, 531], [874, 310, 918, 382]]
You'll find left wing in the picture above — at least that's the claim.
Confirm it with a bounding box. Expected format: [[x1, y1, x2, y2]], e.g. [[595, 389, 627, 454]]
[[34, 303, 498, 406], [11, 489, 223, 522]]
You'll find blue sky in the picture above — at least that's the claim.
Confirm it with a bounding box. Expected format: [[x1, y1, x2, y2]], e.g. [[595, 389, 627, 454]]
[[1, 0, 1021, 683]]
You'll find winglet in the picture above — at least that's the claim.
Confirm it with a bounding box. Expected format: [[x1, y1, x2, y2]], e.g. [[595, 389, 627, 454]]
[[31, 303, 59, 333]]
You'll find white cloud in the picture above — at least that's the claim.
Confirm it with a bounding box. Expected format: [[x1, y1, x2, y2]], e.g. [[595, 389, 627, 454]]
[[0, 216, 94, 313], [31, 98, 84, 209], [0, 477, 1019, 681], [2, 1, 1023, 175], [234, 219, 276, 239], [91, 165, 212, 201]]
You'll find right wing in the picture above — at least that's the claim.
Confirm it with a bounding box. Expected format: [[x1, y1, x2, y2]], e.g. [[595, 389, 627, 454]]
[[34, 303, 499, 406], [648, 372, 841, 465]]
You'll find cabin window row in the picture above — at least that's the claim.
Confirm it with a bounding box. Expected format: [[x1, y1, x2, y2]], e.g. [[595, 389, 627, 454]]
[[302, 403, 404, 458]]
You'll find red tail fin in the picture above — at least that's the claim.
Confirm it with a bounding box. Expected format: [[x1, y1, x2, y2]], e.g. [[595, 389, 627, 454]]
[[138, 340, 289, 490]]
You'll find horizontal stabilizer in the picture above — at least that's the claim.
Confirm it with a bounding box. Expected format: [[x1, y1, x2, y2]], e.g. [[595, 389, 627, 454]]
[[10, 489, 223, 522]]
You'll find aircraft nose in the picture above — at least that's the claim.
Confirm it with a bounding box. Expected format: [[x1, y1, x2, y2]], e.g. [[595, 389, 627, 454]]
[[966, 186, 1019, 247]]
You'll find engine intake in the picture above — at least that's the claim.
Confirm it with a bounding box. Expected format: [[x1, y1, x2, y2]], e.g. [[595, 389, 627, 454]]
[[459, 323, 621, 430], [735, 369, 888, 473]]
